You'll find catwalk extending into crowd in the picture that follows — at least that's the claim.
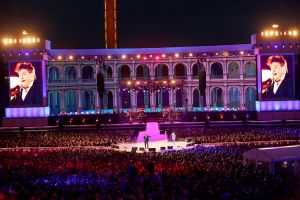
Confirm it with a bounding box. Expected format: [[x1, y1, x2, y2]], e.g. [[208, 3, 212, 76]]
[[0, 125, 300, 199]]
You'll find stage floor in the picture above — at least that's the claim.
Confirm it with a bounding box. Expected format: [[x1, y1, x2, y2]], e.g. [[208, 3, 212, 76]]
[[112, 140, 195, 153]]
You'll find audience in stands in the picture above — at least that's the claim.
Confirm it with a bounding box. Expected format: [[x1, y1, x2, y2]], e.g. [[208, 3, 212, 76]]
[[0, 125, 299, 199]]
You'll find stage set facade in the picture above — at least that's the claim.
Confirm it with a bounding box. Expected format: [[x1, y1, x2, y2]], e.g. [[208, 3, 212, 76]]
[[47, 45, 256, 115], [1, 26, 300, 126]]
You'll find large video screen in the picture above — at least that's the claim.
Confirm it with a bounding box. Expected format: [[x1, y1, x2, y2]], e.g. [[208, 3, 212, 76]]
[[9, 61, 43, 106], [261, 54, 294, 100]]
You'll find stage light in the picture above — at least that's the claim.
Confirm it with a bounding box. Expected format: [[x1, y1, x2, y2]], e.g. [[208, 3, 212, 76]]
[[270, 31, 274, 36], [261, 32, 264, 36], [127, 81, 131, 85], [240, 51, 244, 55], [22, 30, 28, 35], [3, 38, 8, 44], [121, 54, 126, 59], [25, 52, 29, 56], [275, 31, 278, 36], [69, 55, 73, 60], [293, 30, 297, 36], [136, 81, 140, 85], [58, 56, 62, 60], [136, 54, 141, 59], [272, 24, 279, 28], [149, 54, 153, 58], [171, 80, 175, 84], [189, 53, 193, 57], [107, 55, 112, 59], [162, 54, 166, 58], [81, 56, 85, 59], [163, 81, 167, 84], [274, 45, 278, 49], [175, 53, 179, 58], [288, 31, 292, 36], [265, 31, 269, 36], [155, 56, 159, 60], [143, 56, 147, 60]]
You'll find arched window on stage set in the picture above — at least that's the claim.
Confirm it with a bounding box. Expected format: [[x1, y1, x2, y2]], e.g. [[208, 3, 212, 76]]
[[118, 65, 131, 80], [192, 62, 205, 79], [136, 64, 149, 80], [210, 62, 223, 79], [49, 91, 60, 115], [227, 62, 240, 79], [137, 90, 150, 110], [228, 87, 241, 110], [211, 87, 223, 111], [121, 89, 131, 111], [155, 88, 169, 112], [107, 91, 114, 110], [175, 89, 183, 109], [155, 64, 169, 80], [104, 65, 113, 79], [64, 66, 77, 82], [193, 88, 205, 111], [245, 86, 256, 111], [174, 63, 187, 79], [245, 61, 256, 78], [48, 66, 59, 82], [81, 65, 94, 82], [65, 90, 77, 113], [82, 90, 95, 112]]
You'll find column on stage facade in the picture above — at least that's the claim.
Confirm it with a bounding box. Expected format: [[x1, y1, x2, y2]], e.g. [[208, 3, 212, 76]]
[[206, 87, 210, 111], [131, 90, 137, 110], [77, 90, 82, 113], [241, 85, 245, 110], [95, 89, 100, 112], [169, 88, 174, 110], [113, 88, 119, 113], [149, 62, 155, 80], [150, 91, 155, 112], [59, 90, 65, 113], [223, 85, 228, 111], [186, 86, 192, 111]]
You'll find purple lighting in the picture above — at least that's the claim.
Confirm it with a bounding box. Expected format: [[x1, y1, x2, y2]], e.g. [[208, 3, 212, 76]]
[[25, 52, 29, 56], [274, 45, 278, 49], [256, 101, 300, 111], [6, 107, 50, 118]]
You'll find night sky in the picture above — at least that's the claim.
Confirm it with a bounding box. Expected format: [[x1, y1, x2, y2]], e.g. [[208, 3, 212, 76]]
[[0, 0, 300, 49]]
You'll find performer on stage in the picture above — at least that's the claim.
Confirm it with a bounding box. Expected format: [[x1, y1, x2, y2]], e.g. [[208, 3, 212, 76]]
[[144, 134, 150, 149], [171, 132, 176, 146]]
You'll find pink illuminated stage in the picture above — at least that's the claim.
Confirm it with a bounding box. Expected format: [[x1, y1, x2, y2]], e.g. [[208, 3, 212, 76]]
[[113, 122, 194, 153]]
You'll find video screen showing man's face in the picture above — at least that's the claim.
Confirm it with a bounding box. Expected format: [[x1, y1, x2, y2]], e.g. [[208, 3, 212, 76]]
[[9, 61, 43, 106], [261, 54, 294, 100]]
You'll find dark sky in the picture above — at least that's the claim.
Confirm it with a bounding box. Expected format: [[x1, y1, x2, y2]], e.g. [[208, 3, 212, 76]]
[[0, 0, 300, 49]]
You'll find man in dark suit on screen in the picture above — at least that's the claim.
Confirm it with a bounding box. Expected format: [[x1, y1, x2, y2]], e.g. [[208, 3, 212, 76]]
[[262, 55, 293, 99], [10, 62, 43, 106]]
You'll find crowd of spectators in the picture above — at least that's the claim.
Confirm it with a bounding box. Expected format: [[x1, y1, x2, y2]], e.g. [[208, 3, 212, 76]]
[[0, 125, 299, 199], [0, 125, 299, 148]]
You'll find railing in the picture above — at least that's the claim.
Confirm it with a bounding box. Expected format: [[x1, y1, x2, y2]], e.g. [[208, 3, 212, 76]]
[[210, 75, 223, 79], [244, 74, 256, 78], [82, 79, 96, 83], [227, 74, 240, 79]]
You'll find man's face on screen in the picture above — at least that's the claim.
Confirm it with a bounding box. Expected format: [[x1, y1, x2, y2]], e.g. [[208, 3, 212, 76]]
[[18, 69, 34, 88], [270, 62, 285, 82]]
